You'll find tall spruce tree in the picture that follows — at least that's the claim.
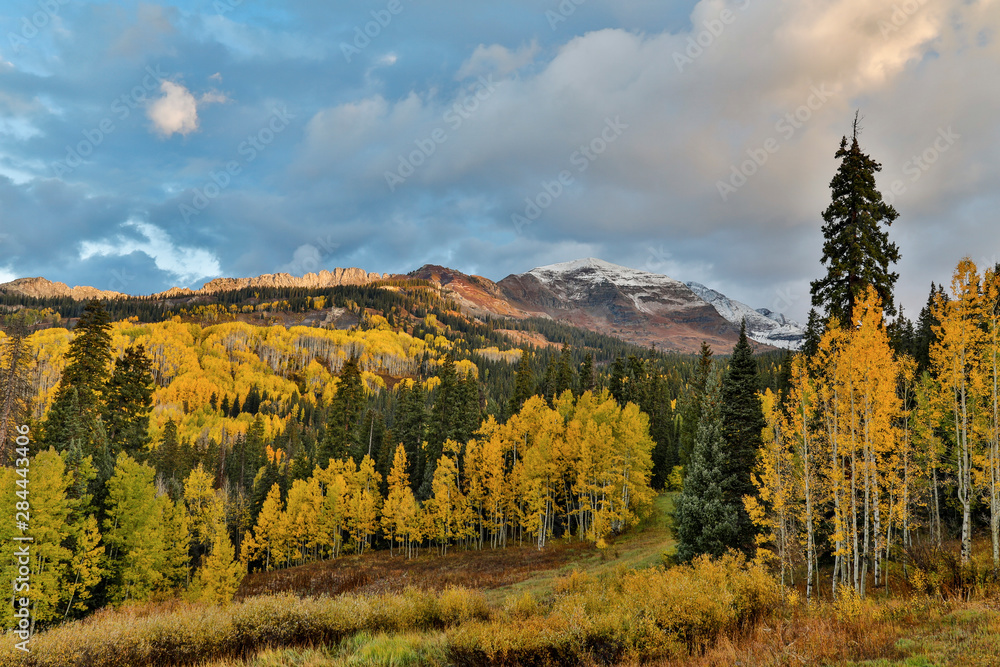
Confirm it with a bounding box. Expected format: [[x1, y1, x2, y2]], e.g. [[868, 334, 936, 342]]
[[102, 344, 154, 460], [578, 352, 595, 395], [321, 355, 365, 462], [678, 342, 713, 467], [718, 321, 764, 557], [811, 113, 900, 321], [42, 300, 113, 456], [674, 365, 735, 562], [509, 350, 535, 416]]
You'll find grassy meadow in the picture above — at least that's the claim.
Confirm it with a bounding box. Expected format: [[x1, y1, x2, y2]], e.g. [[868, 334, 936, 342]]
[[4, 493, 1000, 666]]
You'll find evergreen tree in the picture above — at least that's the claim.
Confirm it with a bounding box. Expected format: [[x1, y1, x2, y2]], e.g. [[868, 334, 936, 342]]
[[678, 342, 713, 467], [554, 345, 576, 398], [42, 300, 113, 456], [578, 352, 595, 395], [102, 344, 154, 459], [396, 381, 427, 489], [321, 356, 364, 462], [421, 355, 461, 499], [914, 282, 946, 373], [811, 113, 901, 321], [608, 356, 626, 404], [718, 321, 765, 557], [802, 308, 823, 359], [674, 366, 735, 562], [509, 350, 535, 415]]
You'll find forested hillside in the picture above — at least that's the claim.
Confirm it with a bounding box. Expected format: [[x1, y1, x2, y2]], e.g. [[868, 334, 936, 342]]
[[0, 278, 792, 632]]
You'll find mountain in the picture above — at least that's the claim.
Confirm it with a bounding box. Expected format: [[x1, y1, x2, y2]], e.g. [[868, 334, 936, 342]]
[[685, 282, 805, 350], [152, 268, 390, 298], [493, 258, 742, 354], [4, 259, 802, 354], [0, 277, 125, 301]]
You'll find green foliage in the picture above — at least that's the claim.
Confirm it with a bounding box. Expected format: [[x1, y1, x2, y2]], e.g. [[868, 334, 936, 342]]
[[101, 344, 154, 458], [103, 453, 167, 604], [811, 114, 901, 320], [674, 366, 737, 563], [718, 323, 764, 557]]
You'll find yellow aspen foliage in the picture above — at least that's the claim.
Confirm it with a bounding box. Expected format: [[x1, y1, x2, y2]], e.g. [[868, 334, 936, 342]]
[[184, 463, 226, 552], [931, 258, 985, 564], [159, 496, 192, 592], [190, 518, 245, 605], [748, 388, 796, 583], [248, 482, 287, 571], [316, 459, 351, 558], [285, 476, 323, 564], [426, 454, 465, 554], [382, 444, 418, 555], [347, 455, 382, 555]]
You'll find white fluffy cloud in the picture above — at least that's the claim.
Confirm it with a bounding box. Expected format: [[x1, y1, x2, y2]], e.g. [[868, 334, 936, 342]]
[[147, 81, 227, 138], [79, 220, 221, 286]]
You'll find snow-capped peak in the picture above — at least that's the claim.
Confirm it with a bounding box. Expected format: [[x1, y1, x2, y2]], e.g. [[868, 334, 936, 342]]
[[527, 258, 686, 288], [685, 281, 805, 350]]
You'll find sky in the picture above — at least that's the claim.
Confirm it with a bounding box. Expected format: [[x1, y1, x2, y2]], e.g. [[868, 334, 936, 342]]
[[0, 0, 997, 322]]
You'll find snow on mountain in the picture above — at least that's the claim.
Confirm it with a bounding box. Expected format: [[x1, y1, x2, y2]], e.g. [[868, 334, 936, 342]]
[[685, 281, 805, 350]]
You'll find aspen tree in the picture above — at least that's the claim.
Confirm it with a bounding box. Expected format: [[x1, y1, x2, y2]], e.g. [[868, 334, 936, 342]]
[[931, 259, 984, 565]]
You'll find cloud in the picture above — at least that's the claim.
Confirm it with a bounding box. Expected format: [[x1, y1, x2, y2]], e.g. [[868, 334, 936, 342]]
[[146, 81, 228, 138], [456, 41, 540, 79], [78, 220, 221, 286], [0, 266, 15, 283]]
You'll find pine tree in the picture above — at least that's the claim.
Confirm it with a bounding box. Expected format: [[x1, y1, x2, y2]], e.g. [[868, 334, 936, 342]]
[[42, 301, 113, 458], [510, 350, 535, 415], [802, 309, 824, 359], [421, 355, 461, 499], [322, 356, 364, 462], [674, 367, 736, 562], [554, 345, 575, 398], [102, 344, 154, 459], [578, 352, 595, 395], [396, 381, 427, 489], [678, 342, 713, 467], [718, 321, 765, 557], [811, 113, 901, 321]]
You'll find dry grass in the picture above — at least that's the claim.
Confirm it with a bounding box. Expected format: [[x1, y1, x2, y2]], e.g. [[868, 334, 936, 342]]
[[236, 540, 598, 600]]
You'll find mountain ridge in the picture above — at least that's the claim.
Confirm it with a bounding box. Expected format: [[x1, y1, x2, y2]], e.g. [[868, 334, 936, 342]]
[[1, 259, 802, 353]]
